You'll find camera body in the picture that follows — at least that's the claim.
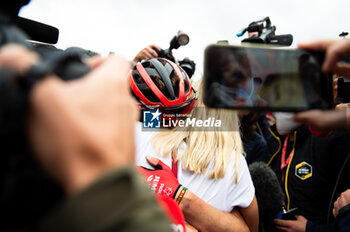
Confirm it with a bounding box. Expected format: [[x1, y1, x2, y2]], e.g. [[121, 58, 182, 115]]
[[155, 31, 196, 79], [237, 17, 293, 46]]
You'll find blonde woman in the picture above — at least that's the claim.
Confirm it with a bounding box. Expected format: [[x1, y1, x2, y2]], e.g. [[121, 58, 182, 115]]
[[130, 57, 258, 231]]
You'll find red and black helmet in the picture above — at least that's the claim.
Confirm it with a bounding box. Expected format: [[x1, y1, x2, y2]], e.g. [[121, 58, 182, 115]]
[[129, 58, 197, 113]]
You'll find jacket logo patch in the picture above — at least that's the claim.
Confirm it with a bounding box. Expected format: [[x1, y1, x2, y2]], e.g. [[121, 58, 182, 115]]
[[295, 161, 312, 180]]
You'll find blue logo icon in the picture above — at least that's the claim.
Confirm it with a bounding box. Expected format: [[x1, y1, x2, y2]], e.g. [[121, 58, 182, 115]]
[[143, 109, 161, 128]]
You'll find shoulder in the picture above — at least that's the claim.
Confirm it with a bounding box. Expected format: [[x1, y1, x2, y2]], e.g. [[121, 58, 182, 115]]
[[135, 122, 170, 168], [222, 151, 253, 189], [226, 153, 255, 208], [135, 122, 159, 144]]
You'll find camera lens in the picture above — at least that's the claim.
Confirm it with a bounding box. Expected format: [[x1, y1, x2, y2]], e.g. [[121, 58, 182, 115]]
[[178, 33, 189, 45]]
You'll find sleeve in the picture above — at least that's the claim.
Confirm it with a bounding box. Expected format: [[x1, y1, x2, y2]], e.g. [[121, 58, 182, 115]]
[[245, 132, 271, 164], [330, 133, 350, 171], [227, 155, 255, 209], [257, 113, 273, 142], [306, 221, 336, 232], [327, 133, 350, 209], [38, 165, 172, 232], [336, 203, 350, 232]]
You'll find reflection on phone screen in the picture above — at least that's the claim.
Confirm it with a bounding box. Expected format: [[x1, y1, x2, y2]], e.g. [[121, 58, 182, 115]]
[[204, 45, 333, 111]]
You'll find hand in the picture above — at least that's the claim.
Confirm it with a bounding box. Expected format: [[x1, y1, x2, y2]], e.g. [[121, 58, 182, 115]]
[[274, 215, 307, 232], [298, 39, 350, 77], [137, 156, 181, 199], [28, 54, 138, 195], [0, 44, 40, 74], [335, 103, 350, 111], [293, 39, 350, 131], [185, 223, 198, 232], [293, 108, 348, 131], [133, 44, 161, 62], [333, 74, 339, 104], [333, 189, 350, 217]]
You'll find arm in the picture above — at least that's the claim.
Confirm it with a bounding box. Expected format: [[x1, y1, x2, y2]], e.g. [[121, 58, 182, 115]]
[[335, 203, 350, 232], [140, 156, 250, 232], [274, 216, 337, 232], [133, 44, 161, 62], [306, 221, 336, 232], [238, 196, 259, 232], [334, 189, 350, 217], [39, 166, 172, 232], [179, 190, 249, 232], [19, 49, 171, 231]]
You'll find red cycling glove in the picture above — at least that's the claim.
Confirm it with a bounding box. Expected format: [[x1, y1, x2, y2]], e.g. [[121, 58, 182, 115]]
[[137, 159, 181, 199]]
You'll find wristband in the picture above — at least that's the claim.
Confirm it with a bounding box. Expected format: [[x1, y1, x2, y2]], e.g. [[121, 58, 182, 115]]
[[176, 186, 187, 204]]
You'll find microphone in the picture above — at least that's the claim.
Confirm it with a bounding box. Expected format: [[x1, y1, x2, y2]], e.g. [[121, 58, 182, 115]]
[[249, 162, 284, 213], [15, 16, 59, 44]]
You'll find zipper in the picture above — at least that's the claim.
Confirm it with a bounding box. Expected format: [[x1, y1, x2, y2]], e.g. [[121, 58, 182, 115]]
[[267, 127, 282, 166], [284, 131, 297, 210]]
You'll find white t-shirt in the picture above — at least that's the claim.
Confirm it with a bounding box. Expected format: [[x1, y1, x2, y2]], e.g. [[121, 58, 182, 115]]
[[135, 122, 255, 212]]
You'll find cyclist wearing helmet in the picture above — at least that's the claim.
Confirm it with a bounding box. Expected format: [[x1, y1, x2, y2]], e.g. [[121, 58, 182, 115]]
[[130, 57, 258, 232], [129, 57, 197, 115]]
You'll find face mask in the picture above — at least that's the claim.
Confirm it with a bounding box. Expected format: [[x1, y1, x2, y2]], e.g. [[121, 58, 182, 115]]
[[274, 112, 302, 135]]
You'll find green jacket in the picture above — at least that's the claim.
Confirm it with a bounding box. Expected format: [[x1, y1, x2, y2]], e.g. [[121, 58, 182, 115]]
[[39, 165, 172, 232]]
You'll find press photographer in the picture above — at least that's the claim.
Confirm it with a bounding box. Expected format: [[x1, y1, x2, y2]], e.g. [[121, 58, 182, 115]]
[[133, 30, 196, 79], [0, 1, 173, 231], [0, 2, 92, 229], [237, 16, 293, 46]]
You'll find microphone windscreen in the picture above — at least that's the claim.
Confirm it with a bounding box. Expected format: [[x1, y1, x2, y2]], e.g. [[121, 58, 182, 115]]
[[249, 162, 284, 212], [15, 16, 59, 44]]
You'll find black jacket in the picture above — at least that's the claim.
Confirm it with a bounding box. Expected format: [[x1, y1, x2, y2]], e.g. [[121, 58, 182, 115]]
[[267, 125, 350, 231], [243, 131, 271, 165], [336, 203, 350, 232]]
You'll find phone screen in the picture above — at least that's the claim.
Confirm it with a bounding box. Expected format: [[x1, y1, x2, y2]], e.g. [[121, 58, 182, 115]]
[[203, 44, 333, 111], [337, 77, 350, 103]]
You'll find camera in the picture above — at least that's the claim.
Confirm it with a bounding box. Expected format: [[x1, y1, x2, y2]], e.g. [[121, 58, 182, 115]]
[[0, 11, 91, 228], [237, 17, 293, 46], [155, 30, 196, 79]]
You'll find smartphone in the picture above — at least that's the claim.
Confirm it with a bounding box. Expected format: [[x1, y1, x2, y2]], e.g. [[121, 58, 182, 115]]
[[337, 77, 350, 103], [281, 208, 299, 220], [203, 44, 334, 111]]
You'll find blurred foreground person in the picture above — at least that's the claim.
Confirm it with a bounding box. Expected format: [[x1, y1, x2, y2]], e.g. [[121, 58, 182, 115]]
[[0, 44, 172, 232]]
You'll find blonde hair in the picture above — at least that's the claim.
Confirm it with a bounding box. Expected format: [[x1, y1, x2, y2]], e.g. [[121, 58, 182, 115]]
[[152, 78, 244, 181]]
